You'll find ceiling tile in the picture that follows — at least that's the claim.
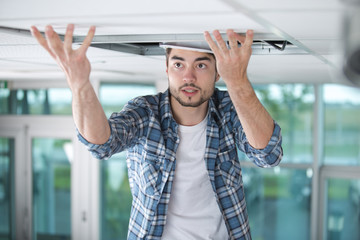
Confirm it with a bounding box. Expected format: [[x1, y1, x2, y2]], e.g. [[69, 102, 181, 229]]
[[0, 0, 233, 19]]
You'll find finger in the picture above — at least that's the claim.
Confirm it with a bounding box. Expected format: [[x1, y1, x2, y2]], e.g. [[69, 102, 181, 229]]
[[234, 33, 246, 46], [79, 25, 96, 54], [64, 24, 75, 55], [45, 25, 65, 57], [227, 29, 238, 51], [213, 30, 228, 54], [204, 31, 221, 57], [30, 26, 56, 58], [243, 29, 254, 48]]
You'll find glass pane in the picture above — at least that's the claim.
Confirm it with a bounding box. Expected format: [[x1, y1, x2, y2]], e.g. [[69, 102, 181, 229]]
[[101, 152, 131, 240], [99, 84, 156, 239], [0, 88, 72, 115], [325, 178, 360, 240], [0, 138, 14, 239], [324, 84, 360, 165], [0, 89, 10, 114], [100, 83, 157, 117], [219, 84, 314, 163], [243, 167, 312, 240], [32, 138, 72, 240], [257, 84, 314, 163]]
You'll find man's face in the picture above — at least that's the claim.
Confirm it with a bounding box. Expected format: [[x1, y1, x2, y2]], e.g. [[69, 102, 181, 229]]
[[166, 48, 219, 108]]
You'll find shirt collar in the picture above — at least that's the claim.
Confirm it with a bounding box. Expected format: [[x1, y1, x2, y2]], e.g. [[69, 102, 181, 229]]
[[159, 89, 176, 129], [208, 89, 222, 122]]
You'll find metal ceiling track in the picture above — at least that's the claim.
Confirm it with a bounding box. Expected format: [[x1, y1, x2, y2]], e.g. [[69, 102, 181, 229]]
[[1, 25, 308, 56]]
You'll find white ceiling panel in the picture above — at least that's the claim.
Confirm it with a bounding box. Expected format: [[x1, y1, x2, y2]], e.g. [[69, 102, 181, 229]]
[[258, 10, 343, 40], [0, 0, 233, 19], [235, 0, 342, 11], [248, 55, 333, 83], [0, 12, 267, 36], [0, 0, 356, 86]]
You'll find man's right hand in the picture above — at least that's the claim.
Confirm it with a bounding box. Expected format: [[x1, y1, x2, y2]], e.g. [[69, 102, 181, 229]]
[[30, 24, 96, 92], [31, 24, 111, 145]]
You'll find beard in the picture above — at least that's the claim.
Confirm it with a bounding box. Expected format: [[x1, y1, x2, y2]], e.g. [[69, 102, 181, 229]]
[[169, 83, 215, 108]]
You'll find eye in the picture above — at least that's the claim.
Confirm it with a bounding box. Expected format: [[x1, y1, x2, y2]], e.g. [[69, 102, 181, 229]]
[[197, 63, 207, 69], [174, 62, 183, 68]]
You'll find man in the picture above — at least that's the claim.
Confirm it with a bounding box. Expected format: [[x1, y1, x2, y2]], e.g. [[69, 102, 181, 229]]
[[31, 24, 282, 240]]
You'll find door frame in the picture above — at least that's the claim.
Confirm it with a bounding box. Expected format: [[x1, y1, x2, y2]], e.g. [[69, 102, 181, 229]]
[[0, 115, 100, 240]]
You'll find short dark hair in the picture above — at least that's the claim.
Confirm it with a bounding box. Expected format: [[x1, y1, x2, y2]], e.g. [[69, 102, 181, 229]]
[[165, 48, 216, 66], [165, 48, 172, 66]]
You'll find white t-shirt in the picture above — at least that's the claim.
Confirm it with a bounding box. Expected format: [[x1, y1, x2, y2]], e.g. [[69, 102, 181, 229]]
[[161, 116, 228, 240]]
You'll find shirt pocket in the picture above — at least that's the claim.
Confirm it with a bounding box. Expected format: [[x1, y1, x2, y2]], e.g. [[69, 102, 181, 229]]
[[139, 151, 165, 199], [218, 149, 242, 190]]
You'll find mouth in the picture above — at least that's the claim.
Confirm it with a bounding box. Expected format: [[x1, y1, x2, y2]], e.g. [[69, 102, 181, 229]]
[[181, 87, 199, 97]]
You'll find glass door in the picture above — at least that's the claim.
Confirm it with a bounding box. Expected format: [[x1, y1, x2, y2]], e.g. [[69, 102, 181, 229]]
[[324, 177, 360, 240], [32, 138, 72, 240], [1, 82, 99, 240]]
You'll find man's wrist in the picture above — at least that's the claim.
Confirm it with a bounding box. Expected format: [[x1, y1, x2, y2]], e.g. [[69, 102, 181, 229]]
[[70, 80, 94, 100], [225, 76, 256, 100]]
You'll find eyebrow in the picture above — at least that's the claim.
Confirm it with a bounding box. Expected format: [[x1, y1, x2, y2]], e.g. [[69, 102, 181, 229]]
[[170, 55, 212, 62]]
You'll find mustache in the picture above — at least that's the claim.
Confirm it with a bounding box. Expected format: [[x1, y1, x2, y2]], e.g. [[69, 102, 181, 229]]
[[179, 83, 201, 90]]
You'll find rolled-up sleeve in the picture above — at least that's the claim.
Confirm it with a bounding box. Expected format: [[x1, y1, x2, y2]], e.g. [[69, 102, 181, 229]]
[[76, 120, 118, 160], [76, 99, 149, 160], [237, 121, 283, 168]]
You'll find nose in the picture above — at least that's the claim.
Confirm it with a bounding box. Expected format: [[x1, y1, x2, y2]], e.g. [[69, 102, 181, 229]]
[[183, 67, 196, 83]]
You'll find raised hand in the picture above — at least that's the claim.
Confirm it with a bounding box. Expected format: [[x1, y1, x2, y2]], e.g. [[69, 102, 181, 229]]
[[204, 29, 253, 87], [31, 24, 111, 144], [30, 24, 96, 92], [205, 29, 275, 149]]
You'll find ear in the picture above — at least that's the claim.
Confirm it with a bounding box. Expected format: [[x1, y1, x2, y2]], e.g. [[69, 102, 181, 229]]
[[215, 73, 220, 82]]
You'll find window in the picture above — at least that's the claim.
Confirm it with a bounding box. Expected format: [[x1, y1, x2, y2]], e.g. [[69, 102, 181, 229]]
[[323, 84, 360, 165], [233, 84, 314, 239], [325, 178, 360, 240], [100, 83, 157, 117], [255, 84, 314, 164], [100, 152, 131, 240], [218, 84, 314, 164], [243, 167, 312, 239], [99, 83, 156, 239], [321, 84, 360, 239], [3, 80, 356, 240], [0, 88, 72, 115], [32, 138, 72, 240]]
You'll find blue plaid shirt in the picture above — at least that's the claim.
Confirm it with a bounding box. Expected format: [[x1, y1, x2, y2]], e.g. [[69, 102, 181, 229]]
[[78, 89, 283, 240]]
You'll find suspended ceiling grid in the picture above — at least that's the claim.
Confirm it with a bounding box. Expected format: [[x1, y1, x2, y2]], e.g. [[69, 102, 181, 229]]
[[0, 0, 348, 84]]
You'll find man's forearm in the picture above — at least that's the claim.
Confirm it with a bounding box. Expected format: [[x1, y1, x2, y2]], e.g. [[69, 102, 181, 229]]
[[226, 76, 274, 149], [72, 82, 110, 145]]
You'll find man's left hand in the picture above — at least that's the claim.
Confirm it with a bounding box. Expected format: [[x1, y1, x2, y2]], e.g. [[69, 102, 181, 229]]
[[204, 29, 253, 86]]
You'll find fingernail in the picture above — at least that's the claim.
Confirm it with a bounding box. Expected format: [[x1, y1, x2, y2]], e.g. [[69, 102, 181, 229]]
[[45, 25, 53, 37], [227, 29, 234, 36], [67, 24, 74, 30], [30, 27, 36, 37]]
